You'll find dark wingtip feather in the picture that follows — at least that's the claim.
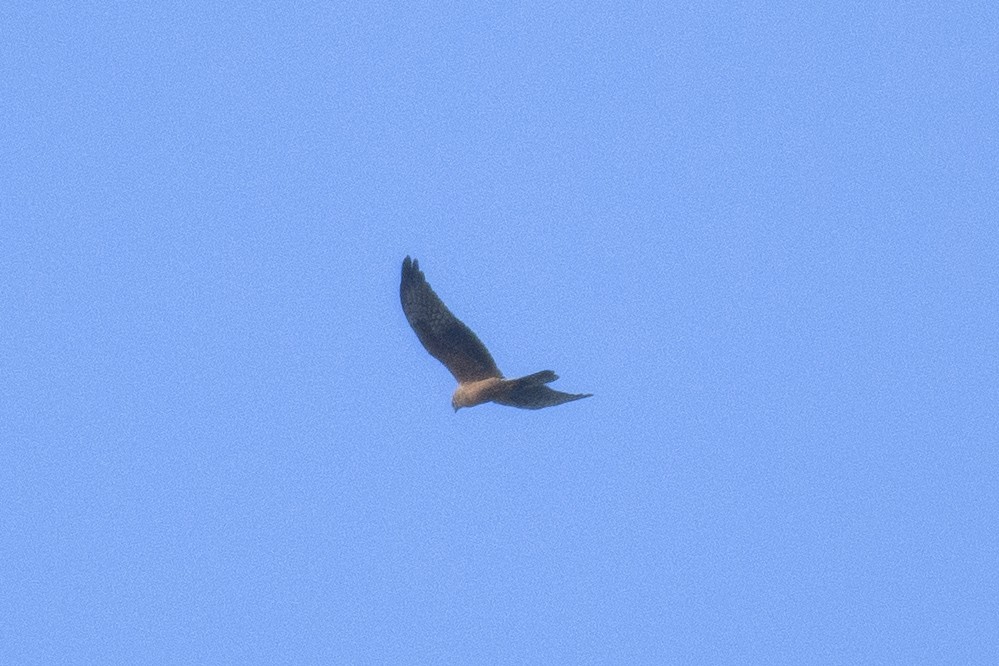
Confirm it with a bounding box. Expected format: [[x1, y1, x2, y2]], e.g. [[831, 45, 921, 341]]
[[402, 256, 423, 281], [401, 256, 421, 287]]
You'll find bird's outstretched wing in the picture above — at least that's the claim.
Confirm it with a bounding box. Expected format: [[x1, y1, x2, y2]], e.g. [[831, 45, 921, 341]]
[[400, 256, 502, 383], [492, 384, 593, 410]]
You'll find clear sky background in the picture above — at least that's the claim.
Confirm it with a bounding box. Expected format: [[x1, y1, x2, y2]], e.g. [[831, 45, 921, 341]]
[[3, 2, 997, 663]]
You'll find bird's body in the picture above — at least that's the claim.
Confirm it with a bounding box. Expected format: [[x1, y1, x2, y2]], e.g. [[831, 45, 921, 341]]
[[451, 377, 506, 410], [400, 256, 591, 411]]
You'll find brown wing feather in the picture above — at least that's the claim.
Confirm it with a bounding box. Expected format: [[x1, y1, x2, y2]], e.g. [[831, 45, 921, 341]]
[[493, 385, 593, 410], [400, 257, 502, 383]]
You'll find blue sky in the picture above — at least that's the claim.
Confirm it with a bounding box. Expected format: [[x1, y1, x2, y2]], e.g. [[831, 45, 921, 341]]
[[3, 2, 997, 662]]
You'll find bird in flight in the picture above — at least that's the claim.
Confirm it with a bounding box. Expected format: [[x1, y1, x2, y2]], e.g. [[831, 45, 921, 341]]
[[400, 256, 592, 411]]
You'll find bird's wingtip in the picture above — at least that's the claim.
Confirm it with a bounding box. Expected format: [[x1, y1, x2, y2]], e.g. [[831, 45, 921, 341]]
[[402, 255, 420, 273]]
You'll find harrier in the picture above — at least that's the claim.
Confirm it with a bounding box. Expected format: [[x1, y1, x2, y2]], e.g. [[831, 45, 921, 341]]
[[400, 256, 592, 411]]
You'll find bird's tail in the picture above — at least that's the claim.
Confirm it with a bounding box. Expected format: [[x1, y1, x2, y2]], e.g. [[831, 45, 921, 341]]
[[513, 370, 558, 386]]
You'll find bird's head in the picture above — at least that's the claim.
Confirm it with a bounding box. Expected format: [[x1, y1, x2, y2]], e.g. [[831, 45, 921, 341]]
[[451, 385, 478, 412]]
